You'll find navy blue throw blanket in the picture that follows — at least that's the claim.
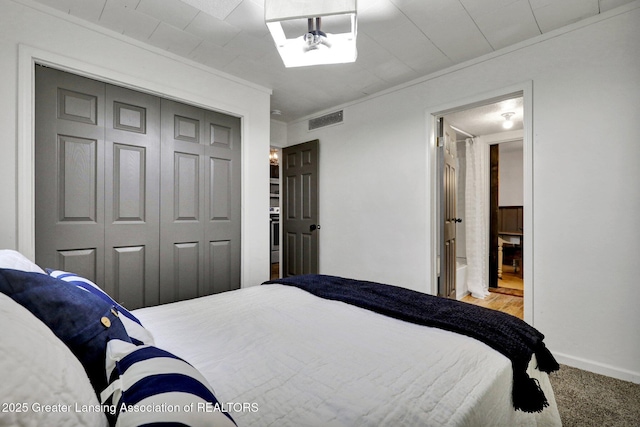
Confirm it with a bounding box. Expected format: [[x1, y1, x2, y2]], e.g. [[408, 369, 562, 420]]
[[263, 274, 559, 413]]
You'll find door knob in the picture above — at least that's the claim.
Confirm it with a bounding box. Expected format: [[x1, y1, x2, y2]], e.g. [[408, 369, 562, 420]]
[[452, 218, 462, 223], [310, 224, 321, 232]]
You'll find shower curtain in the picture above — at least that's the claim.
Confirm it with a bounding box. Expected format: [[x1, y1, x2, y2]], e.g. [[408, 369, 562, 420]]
[[464, 137, 490, 299]]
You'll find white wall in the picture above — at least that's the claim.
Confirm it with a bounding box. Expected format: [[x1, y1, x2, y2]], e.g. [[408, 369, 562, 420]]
[[287, 3, 640, 382], [270, 119, 288, 147], [0, 0, 272, 288]]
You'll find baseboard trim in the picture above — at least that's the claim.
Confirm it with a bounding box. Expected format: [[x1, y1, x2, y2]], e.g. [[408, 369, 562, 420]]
[[553, 352, 640, 384], [456, 290, 470, 300]]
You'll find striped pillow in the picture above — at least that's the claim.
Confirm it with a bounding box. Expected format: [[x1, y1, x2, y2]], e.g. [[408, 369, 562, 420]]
[[102, 340, 236, 427], [47, 270, 154, 346]]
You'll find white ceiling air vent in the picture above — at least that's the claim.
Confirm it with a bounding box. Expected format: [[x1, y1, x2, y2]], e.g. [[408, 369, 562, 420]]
[[309, 110, 343, 130]]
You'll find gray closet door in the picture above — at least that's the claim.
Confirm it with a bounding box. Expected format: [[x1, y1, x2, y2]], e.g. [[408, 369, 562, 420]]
[[104, 84, 161, 308], [35, 66, 106, 283], [36, 66, 240, 308], [159, 99, 241, 304], [35, 66, 161, 309], [204, 109, 241, 295]]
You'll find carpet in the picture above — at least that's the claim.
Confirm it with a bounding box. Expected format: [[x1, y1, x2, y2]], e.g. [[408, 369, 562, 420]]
[[549, 364, 640, 426]]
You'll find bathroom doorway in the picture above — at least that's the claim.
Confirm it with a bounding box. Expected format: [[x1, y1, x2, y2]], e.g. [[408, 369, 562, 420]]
[[430, 86, 532, 322]]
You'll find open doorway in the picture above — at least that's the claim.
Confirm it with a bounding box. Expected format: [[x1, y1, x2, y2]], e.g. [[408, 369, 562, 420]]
[[270, 147, 281, 280], [492, 140, 524, 297], [432, 91, 529, 320]]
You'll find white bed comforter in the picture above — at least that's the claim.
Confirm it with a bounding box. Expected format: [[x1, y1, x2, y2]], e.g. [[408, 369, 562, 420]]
[[133, 284, 561, 427]]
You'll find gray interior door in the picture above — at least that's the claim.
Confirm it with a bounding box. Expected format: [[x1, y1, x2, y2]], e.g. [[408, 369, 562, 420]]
[[35, 65, 240, 308], [438, 118, 457, 299], [282, 140, 319, 277]]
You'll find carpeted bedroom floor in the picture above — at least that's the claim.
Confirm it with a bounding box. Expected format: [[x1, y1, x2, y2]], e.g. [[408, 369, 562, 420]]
[[549, 364, 640, 426]]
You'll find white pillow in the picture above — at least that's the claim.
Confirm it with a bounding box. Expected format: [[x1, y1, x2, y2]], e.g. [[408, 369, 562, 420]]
[[0, 250, 45, 274], [0, 292, 109, 427]]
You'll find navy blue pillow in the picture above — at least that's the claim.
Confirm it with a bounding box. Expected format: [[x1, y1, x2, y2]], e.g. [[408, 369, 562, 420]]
[[47, 269, 155, 346], [0, 268, 132, 396]]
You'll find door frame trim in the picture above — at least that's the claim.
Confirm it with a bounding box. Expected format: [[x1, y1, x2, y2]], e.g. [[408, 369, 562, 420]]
[[426, 81, 534, 325], [17, 44, 253, 286]]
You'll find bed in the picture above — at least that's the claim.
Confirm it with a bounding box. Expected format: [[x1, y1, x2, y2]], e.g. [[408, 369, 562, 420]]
[[0, 250, 562, 427]]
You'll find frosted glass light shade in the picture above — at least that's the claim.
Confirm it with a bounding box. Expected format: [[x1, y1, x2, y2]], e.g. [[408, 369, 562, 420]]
[[265, 0, 357, 67]]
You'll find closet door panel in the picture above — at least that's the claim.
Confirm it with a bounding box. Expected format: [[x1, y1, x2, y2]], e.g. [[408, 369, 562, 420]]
[[174, 152, 200, 221], [112, 246, 146, 309], [209, 240, 231, 294], [57, 249, 98, 283], [160, 99, 206, 304], [173, 242, 200, 301], [160, 102, 241, 302], [35, 66, 106, 285], [112, 144, 145, 222], [203, 111, 241, 295], [209, 157, 231, 221], [104, 84, 161, 309]]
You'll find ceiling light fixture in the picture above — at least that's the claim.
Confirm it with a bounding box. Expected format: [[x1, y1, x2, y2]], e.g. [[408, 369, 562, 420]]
[[265, 0, 357, 68], [502, 112, 515, 129]]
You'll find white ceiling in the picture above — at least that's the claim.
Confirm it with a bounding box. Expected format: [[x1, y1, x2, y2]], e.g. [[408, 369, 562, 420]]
[[33, 0, 633, 123], [445, 96, 524, 138]]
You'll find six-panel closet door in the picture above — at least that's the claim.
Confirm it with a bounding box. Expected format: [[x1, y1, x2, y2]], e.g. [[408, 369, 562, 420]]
[[35, 67, 108, 287], [159, 99, 241, 304], [35, 66, 240, 309], [103, 85, 161, 308]]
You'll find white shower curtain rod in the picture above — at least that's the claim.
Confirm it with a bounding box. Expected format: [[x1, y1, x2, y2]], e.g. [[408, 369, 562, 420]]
[[450, 125, 475, 139]]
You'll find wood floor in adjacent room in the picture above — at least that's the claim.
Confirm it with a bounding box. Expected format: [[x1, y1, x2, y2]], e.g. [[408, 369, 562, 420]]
[[271, 263, 279, 280], [461, 265, 524, 319], [497, 265, 524, 293], [462, 291, 524, 319]]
